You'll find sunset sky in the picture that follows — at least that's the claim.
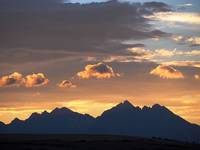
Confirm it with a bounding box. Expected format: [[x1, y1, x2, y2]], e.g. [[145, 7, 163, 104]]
[[0, 0, 200, 125]]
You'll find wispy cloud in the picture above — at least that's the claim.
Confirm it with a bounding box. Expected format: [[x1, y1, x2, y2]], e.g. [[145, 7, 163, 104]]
[[162, 61, 200, 68], [0, 72, 49, 88], [171, 35, 200, 46], [101, 47, 200, 70], [176, 3, 193, 10], [127, 47, 177, 59], [145, 12, 200, 25], [178, 3, 193, 7], [57, 80, 77, 88], [104, 47, 200, 63]]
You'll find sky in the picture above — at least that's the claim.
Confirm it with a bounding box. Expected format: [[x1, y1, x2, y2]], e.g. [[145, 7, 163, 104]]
[[0, 0, 200, 125]]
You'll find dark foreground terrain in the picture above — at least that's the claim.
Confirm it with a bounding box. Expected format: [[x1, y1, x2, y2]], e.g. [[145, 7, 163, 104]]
[[0, 134, 199, 150]]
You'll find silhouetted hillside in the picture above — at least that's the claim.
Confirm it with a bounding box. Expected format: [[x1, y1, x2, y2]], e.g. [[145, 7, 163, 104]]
[[0, 134, 200, 150], [0, 100, 200, 143]]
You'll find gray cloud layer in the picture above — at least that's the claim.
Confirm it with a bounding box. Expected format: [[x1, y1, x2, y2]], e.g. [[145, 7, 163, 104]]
[[0, 0, 170, 64]]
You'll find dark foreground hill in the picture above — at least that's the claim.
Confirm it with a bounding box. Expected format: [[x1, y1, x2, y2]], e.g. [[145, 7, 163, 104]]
[[0, 134, 200, 150], [0, 100, 200, 143]]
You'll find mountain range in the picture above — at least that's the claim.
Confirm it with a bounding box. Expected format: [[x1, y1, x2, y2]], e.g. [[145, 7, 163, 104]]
[[0, 100, 200, 143]]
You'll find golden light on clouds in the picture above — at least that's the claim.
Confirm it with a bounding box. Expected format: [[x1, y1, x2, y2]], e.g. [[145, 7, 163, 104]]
[[23, 73, 49, 87], [171, 35, 200, 46], [150, 65, 184, 79], [163, 61, 200, 68], [0, 72, 23, 87], [171, 35, 184, 42], [0, 72, 49, 88], [194, 74, 200, 80], [145, 12, 200, 24], [105, 47, 200, 66], [187, 37, 200, 46], [57, 80, 77, 88], [125, 47, 177, 62], [178, 3, 193, 7], [77, 62, 120, 79]]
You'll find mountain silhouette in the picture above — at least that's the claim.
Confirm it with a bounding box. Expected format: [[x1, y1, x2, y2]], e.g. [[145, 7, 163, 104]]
[[0, 100, 200, 143]]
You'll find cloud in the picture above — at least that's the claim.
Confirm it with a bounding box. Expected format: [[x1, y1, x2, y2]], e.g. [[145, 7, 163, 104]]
[[77, 62, 120, 79], [127, 47, 176, 60], [103, 55, 138, 63], [162, 61, 200, 68], [141, 1, 170, 12], [23, 73, 49, 87], [0, 72, 49, 88], [171, 35, 200, 47], [102, 47, 200, 65], [182, 50, 200, 55], [150, 65, 184, 79], [106, 47, 177, 63], [0, 72, 23, 87], [179, 3, 193, 7], [176, 3, 193, 11], [0, 0, 170, 64], [57, 80, 77, 88], [145, 12, 200, 25], [171, 35, 187, 42], [187, 37, 200, 46], [194, 75, 200, 80], [127, 47, 200, 59]]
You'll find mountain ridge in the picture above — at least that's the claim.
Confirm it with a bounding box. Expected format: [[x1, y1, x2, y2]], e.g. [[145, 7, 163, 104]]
[[0, 100, 200, 143]]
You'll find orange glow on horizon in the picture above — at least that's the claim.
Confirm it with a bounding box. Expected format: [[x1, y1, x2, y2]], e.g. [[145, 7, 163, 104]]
[[0, 100, 199, 125]]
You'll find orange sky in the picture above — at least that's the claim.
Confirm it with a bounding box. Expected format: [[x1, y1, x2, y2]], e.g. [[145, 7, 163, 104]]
[[0, 0, 200, 125]]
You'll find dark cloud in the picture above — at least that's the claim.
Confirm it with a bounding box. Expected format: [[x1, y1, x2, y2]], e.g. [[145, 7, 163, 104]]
[[0, 0, 65, 10], [0, 0, 170, 64]]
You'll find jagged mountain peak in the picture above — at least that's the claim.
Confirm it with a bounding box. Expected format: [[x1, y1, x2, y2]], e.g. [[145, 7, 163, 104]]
[[51, 107, 73, 114], [122, 100, 134, 106], [11, 117, 23, 125], [1, 100, 200, 143], [99, 100, 139, 118], [151, 103, 170, 112]]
